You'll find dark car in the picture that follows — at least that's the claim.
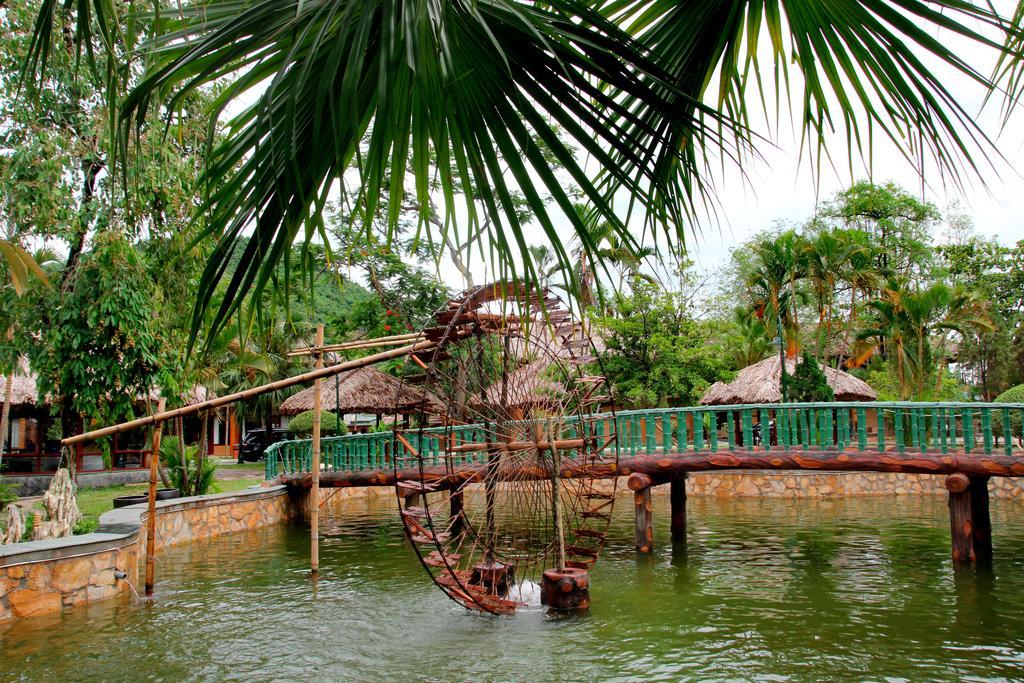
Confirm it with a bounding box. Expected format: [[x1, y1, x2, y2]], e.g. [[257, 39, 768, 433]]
[[236, 428, 295, 463]]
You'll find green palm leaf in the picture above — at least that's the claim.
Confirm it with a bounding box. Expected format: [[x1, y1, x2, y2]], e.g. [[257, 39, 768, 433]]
[[24, 0, 1024, 344]]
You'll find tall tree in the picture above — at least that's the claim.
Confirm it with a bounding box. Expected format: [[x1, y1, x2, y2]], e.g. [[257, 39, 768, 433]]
[[823, 182, 939, 285], [857, 278, 994, 398]]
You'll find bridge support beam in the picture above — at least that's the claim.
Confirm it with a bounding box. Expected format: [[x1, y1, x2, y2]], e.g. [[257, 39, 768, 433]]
[[670, 475, 687, 542], [946, 474, 993, 565], [628, 473, 654, 553]]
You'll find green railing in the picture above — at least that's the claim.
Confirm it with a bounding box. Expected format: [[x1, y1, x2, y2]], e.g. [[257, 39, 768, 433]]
[[265, 402, 1024, 479]]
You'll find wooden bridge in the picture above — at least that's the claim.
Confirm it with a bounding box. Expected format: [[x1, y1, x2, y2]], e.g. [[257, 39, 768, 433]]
[[268, 401, 1024, 565]]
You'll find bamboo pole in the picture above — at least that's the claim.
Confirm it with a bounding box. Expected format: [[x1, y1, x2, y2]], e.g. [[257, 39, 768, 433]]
[[311, 324, 323, 575], [285, 333, 420, 357], [61, 339, 437, 447], [145, 398, 167, 596]]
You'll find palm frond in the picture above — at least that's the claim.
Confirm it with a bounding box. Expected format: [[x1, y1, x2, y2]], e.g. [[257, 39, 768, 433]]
[[24, 0, 1024, 345]]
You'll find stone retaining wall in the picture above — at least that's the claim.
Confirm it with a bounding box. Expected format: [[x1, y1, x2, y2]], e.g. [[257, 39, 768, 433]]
[[0, 485, 298, 622], [675, 471, 1024, 499]]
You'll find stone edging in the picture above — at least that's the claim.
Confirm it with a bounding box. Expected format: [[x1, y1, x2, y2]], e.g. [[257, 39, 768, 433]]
[[0, 485, 292, 620]]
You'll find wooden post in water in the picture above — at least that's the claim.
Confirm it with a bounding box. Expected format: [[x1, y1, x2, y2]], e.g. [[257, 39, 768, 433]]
[[145, 398, 167, 595], [628, 472, 654, 553], [946, 473, 973, 563], [670, 474, 687, 542], [946, 473, 993, 565], [310, 324, 324, 575], [969, 475, 992, 565]]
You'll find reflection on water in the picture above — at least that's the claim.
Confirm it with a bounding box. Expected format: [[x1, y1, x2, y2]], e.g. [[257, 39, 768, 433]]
[[3, 495, 1024, 681]]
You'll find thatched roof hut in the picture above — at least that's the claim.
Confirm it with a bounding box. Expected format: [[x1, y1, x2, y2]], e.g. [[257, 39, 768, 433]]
[[0, 373, 41, 408], [476, 360, 567, 411], [700, 355, 877, 405], [278, 366, 444, 416]]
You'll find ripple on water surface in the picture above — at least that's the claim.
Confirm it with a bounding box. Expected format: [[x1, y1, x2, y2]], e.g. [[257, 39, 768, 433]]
[[2, 494, 1024, 681]]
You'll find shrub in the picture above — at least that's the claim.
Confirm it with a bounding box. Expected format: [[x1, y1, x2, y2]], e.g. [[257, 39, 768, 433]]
[[787, 352, 835, 402], [73, 518, 99, 535], [160, 441, 218, 496], [288, 411, 346, 436], [0, 483, 18, 511], [994, 384, 1024, 444]]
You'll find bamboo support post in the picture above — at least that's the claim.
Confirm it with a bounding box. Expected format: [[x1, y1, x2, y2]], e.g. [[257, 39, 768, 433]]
[[285, 332, 421, 357], [311, 324, 324, 576], [145, 398, 167, 595]]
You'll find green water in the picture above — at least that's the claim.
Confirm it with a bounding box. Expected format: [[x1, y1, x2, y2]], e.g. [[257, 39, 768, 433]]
[[3, 494, 1024, 681]]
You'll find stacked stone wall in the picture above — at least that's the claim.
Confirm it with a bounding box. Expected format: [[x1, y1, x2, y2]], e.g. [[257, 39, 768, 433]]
[[668, 471, 1024, 499], [0, 485, 295, 622]]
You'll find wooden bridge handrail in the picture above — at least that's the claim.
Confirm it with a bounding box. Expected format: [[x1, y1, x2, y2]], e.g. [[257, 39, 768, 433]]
[[264, 401, 1024, 480]]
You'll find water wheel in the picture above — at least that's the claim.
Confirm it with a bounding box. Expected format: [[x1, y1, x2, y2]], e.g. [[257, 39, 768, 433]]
[[392, 282, 617, 614]]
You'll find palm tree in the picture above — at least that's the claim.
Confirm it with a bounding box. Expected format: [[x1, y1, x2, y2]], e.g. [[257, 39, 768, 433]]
[[726, 307, 772, 368], [26, 1, 1022, 340], [527, 245, 565, 290], [837, 231, 884, 365], [805, 231, 854, 362], [857, 278, 995, 398], [746, 231, 808, 358]]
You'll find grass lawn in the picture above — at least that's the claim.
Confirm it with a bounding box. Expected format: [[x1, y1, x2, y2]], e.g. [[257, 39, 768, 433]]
[[215, 460, 265, 472], [73, 476, 264, 529]]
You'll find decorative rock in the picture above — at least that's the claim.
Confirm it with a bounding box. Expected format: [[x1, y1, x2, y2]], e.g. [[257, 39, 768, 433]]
[[24, 565, 52, 591], [2, 505, 24, 544]]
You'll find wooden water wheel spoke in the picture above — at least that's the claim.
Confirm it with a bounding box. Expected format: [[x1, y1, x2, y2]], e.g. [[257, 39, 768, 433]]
[[574, 529, 606, 539], [393, 283, 619, 614]]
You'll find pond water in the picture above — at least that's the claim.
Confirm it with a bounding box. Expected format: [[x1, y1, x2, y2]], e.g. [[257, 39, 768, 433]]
[[3, 494, 1024, 681]]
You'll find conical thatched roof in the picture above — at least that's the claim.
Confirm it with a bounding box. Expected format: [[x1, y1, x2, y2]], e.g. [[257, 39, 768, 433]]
[[700, 355, 877, 405], [476, 360, 567, 411], [0, 373, 40, 407], [278, 366, 444, 416]]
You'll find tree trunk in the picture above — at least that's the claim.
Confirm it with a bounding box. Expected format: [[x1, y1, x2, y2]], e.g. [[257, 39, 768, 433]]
[[0, 369, 13, 475], [59, 396, 79, 480], [196, 409, 210, 495], [193, 412, 209, 496]]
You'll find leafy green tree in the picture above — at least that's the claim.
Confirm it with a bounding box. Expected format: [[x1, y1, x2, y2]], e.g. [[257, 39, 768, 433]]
[[822, 182, 939, 285], [0, 0, 218, 448], [27, 232, 163, 455], [329, 210, 450, 333], [939, 236, 1024, 397], [591, 281, 732, 408]]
